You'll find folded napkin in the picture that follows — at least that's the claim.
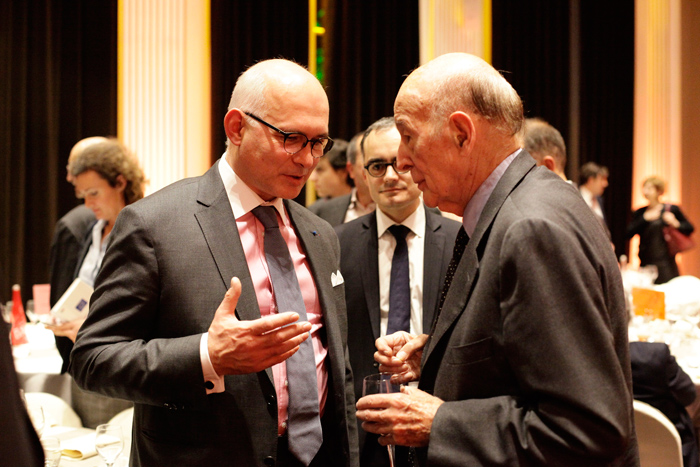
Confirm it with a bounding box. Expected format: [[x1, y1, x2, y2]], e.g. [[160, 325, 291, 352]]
[[45, 426, 98, 460]]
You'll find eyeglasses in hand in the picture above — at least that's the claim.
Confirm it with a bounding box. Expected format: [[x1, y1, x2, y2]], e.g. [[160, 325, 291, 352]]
[[244, 112, 334, 158]]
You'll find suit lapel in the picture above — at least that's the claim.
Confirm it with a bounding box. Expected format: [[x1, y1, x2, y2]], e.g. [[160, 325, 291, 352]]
[[362, 215, 382, 340], [421, 212, 444, 333], [423, 152, 536, 364], [193, 166, 260, 322]]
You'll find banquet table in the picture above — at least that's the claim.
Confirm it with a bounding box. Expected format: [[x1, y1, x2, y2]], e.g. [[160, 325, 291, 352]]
[[13, 323, 73, 404], [44, 426, 129, 467]]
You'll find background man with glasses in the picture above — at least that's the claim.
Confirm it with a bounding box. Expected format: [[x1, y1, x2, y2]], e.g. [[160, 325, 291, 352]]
[[70, 59, 359, 467], [335, 117, 460, 467]]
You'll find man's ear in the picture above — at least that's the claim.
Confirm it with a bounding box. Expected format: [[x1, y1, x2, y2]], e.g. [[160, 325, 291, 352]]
[[115, 174, 127, 192], [223, 109, 245, 145], [542, 156, 557, 172], [449, 111, 475, 150]]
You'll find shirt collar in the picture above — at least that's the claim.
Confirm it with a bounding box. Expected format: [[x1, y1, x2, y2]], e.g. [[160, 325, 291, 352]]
[[579, 185, 595, 205], [461, 148, 521, 236], [218, 155, 288, 225], [376, 202, 426, 239]]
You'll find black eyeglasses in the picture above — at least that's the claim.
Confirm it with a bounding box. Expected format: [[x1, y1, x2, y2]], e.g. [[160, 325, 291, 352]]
[[244, 112, 333, 158], [364, 159, 410, 178]]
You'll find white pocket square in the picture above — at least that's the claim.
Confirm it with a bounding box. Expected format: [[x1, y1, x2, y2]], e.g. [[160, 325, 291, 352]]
[[331, 270, 344, 287]]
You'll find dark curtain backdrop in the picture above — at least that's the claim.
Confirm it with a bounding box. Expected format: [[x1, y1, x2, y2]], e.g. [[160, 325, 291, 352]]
[[210, 0, 309, 204], [492, 0, 634, 258], [323, 0, 420, 141], [0, 0, 117, 303]]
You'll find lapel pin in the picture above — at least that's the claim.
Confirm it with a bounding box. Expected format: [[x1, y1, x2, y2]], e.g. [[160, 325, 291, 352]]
[[312, 230, 318, 236]]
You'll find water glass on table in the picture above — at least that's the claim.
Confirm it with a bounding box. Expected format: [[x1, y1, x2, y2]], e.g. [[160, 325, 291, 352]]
[[95, 424, 124, 467], [41, 437, 61, 467], [362, 373, 402, 467]]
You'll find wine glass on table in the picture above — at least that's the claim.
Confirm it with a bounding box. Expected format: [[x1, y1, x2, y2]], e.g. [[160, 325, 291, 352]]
[[362, 373, 401, 467], [95, 424, 124, 467], [41, 436, 61, 467], [28, 405, 45, 438]]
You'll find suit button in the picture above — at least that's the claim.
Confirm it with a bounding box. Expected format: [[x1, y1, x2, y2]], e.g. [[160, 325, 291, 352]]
[[373, 362, 379, 368], [263, 456, 275, 466]]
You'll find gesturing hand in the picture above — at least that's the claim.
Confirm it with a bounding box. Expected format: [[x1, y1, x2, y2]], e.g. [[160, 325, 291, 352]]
[[374, 331, 429, 384], [207, 277, 312, 375]]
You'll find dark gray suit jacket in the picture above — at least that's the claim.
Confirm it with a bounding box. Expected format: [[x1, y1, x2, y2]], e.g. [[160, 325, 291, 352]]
[[48, 204, 95, 373], [335, 208, 460, 465], [70, 165, 359, 467], [417, 152, 639, 466], [309, 194, 352, 227]]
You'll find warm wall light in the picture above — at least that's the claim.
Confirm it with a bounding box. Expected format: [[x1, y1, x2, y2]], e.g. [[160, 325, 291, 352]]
[[419, 0, 491, 64], [631, 0, 682, 268], [118, 0, 211, 196]]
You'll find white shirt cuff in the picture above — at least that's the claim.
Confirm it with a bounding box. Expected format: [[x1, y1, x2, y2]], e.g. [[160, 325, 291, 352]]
[[200, 332, 225, 394]]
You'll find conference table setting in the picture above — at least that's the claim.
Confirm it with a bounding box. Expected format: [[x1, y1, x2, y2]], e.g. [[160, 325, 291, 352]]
[[11, 321, 131, 466]]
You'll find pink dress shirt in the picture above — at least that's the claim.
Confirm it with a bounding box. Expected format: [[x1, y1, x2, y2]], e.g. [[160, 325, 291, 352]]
[[201, 157, 328, 436]]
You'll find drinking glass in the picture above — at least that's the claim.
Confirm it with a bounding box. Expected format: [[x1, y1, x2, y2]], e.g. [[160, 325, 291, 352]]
[[362, 373, 401, 467], [41, 437, 61, 467], [95, 424, 123, 467], [28, 406, 45, 438]]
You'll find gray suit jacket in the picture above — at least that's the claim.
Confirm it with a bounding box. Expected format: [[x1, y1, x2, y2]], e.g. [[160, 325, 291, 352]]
[[335, 208, 460, 465], [309, 194, 352, 227], [48, 204, 95, 373], [70, 165, 359, 467], [417, 152, 639, 466]]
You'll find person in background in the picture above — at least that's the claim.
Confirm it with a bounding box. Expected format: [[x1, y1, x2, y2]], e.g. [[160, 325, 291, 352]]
[[630, 341, 698, 467], [309, 138, 351, 200], [48, 138, 144, 427], [579, 161, 610, 233], [355, 52, 637, 466], [521, 117, 568, 181], [310, 132, 375, 226], [626, 176, 694, 284], [335, 117, 460, 466], [70, 59, 358, 467], [49, 137, 105, 364]]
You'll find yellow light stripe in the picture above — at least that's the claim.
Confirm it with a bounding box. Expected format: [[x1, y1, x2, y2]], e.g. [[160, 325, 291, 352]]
[[483, 0, 492, 64]]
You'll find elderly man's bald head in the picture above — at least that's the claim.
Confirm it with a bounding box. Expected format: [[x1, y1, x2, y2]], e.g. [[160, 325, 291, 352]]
[[67, 137, 109, 182], [397, 53, 523, 136]]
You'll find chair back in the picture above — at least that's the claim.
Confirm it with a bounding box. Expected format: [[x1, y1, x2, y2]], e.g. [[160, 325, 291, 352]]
[[634, 399, 683, 467], [25, 391, 82, 428]]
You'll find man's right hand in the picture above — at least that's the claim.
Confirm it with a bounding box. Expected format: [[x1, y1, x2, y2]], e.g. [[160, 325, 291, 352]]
[[207, 277, 312, 375], [375, 331, 429, 384]]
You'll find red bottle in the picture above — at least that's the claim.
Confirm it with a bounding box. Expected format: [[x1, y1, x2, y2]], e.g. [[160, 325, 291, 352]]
[[10, 284, 28, 346]]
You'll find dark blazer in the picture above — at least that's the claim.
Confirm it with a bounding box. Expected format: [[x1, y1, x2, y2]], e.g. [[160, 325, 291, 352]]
[[335, 208, 460, 466], [48, 204, 95, 373], [630, 341, 698, 467], [70, 165, 359, 467], [0, 317, 44, 467], [309, 194, 352, 227], [416, 152, 638, 466]]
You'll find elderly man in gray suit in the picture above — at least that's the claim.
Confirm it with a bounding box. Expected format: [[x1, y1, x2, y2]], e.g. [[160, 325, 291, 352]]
[[355, 53, 638, 466], [335, 117, 460, 466], [71, 59, 358, 467]]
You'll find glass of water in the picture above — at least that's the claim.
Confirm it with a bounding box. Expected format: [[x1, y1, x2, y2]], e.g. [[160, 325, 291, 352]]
[[41, 437, 61, 467], [95, 424, 123, 466]]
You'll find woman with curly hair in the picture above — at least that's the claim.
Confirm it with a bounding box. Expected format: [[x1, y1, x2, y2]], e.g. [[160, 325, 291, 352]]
[[47, 137, 145, 427], [627, 176, 694, 284]]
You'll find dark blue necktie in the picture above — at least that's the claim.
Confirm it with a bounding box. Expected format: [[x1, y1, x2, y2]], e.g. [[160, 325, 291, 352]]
[[437, 226, 469, 314], [252, 205, 322, 466], [387, 224, 411, 334]]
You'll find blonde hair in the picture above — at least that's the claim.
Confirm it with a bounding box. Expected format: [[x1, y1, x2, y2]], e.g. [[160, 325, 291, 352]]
[[643, 176, 666, 195]]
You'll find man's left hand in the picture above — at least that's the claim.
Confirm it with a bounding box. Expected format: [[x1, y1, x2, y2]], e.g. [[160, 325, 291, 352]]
[[355, 385, 443, 447]]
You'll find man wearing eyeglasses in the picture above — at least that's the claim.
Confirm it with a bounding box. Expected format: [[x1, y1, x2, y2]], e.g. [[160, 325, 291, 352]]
[[335, 117, 460, 467], [70, 59, 359, 467]]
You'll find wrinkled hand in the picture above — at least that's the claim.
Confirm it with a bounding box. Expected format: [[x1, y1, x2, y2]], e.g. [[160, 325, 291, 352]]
[[356, 385, 443, 447], [46, 318, 86, 343], [375, 331, 428, 384], [662, 211, 680, 228], [208, 277, 312, 375]]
